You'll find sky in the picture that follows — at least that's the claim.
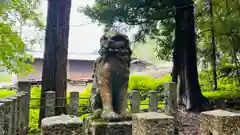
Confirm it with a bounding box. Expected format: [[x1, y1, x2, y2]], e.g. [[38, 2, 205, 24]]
[[22, 0, 137, 53]]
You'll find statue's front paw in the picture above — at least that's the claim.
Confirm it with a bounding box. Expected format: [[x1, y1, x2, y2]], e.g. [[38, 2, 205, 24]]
[[101, 110, 121, 121]]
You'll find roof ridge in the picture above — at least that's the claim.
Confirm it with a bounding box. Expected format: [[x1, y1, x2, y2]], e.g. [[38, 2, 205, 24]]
[[28, 51, 99, 55]]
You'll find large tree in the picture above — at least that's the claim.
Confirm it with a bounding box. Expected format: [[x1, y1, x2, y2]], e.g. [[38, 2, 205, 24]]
[[80, 0, 209, 110], [174, 0, 209, 110], [39, 0, 72, 125], [0, 0, 43, 74]]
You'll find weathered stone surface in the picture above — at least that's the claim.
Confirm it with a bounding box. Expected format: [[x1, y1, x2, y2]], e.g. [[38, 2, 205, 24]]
[[6, 96, 18, 134], [41, 115, 83, 135], [0, 98, 13, 135], [88, 120, 132, 135], [0, 103, 5, 135], [200, 109, 240, 135], [132, 112, 175, 135]]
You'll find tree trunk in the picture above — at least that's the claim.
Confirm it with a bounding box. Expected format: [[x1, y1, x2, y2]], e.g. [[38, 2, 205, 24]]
[[175, 0, 209, 111], [38, 0, 58, 126], [38, 0, 72, 126], [208, 0, 218, 91], [171, 40, 179, 83], [55, 0, 72, 115]]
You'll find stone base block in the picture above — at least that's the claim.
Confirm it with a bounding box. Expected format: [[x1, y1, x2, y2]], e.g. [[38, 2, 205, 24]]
[[41, 114, 83, 135], [88, 120, 132, 135], [132, 112, 175, 135], [200, 109, 240, 135]]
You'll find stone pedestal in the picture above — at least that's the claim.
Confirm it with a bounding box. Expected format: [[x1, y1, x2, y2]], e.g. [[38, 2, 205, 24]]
[[132, 112, 175, 135], [200, 109, 240, 135], [88, 120, 132, 135], [41, 115, 83, 135]]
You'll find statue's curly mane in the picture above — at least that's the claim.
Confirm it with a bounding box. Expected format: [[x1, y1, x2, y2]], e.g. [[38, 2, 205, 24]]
[[97, 33, 132, 68]]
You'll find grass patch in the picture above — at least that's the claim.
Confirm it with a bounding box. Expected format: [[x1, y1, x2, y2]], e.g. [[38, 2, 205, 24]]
[[0, 89, 16, 98]]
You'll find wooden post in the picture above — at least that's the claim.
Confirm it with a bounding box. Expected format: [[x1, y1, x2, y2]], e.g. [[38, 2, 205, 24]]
[[148, 90, 158, 112], [130, 90, 140, 113], [70, 92, 79, 116], [164, 82, 177, 134], [45, 91, 55, 117]]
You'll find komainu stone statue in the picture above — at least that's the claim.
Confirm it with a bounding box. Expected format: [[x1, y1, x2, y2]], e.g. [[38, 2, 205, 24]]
[[89, 31, 132, 121]]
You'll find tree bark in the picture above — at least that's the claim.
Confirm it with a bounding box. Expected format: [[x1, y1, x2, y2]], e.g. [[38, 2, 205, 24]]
[[175, 0, 209, 111], [38, 0, 58, 126], [171, 40, 179, 83], [38, 0, 72, 126], [208, 0, 218, 91], [55, 0, 72, 115]]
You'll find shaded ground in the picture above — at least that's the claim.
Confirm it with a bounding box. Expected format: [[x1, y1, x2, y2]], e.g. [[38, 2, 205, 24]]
[[178, 106, 200, 135]]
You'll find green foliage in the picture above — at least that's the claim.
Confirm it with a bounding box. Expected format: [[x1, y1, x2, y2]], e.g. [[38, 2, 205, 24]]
[[0, 89, 16, 98], [199, 70, 240, 99], [80, 0, 176, 61], [195, 0, 240, 66], [0, 0, 44, 74], [28, 109, 40, 135], [128, 74, 171, 92]]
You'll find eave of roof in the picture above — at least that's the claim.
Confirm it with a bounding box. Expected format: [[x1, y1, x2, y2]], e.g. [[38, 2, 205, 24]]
[[28, 51, 100, 61]]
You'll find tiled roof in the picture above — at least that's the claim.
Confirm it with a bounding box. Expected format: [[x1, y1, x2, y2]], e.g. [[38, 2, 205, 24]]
[[131, 59, 153, 65], [28, 51, 100, 61]]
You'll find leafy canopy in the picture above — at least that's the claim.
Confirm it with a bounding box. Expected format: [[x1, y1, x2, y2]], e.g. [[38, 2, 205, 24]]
[[81, 0, 240, 65], [0, 0, 44, 74], [80, 0, 176, 61]]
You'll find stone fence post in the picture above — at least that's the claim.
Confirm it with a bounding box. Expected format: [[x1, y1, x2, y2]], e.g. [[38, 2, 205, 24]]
[[130, 90, 140, 113], [69, 92, 79, 116], [0, 103, 4, 135], [45, 91, 55, 117], [148, 90, 158, 112], [164, 82, 177, 134], [0, 98, 13, 135], [18, 81, 31, 134], [6, 96, 17, 135], [15, 92, 25, 135]]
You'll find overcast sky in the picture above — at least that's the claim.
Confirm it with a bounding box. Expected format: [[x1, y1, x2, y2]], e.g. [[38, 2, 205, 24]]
[[21, 0, 137, 53]]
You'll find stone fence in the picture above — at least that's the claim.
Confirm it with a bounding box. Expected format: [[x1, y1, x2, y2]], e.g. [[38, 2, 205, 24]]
[[41, 82, 178, 135], [43, 82, 177, 117], [0, 82, 31, 135], [0, 91, 30, 135]]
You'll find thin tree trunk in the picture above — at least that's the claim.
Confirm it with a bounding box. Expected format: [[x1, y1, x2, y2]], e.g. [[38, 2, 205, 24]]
[[232, 48, 240, 83], [208, 0, 218, 91], [55, 0, 72, 115]]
